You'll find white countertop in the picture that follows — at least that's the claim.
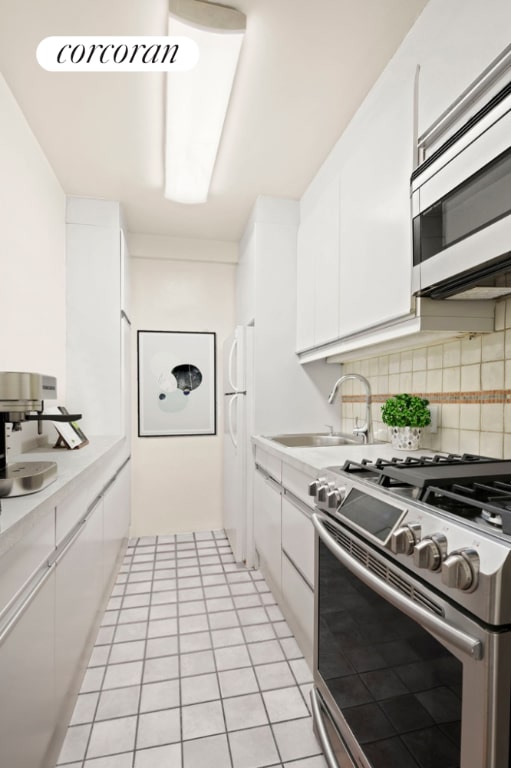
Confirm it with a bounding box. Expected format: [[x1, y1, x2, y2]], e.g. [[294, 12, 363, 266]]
[[252, 434, 440, 475], [0, 435, 126, 556]]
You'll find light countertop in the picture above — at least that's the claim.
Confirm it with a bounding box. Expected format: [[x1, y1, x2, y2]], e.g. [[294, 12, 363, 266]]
[[252, 434, 440, 476], [0, 435, 127, 556]]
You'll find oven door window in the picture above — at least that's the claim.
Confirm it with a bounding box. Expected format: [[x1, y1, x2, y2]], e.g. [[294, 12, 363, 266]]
[[318, 539, 462, 767]]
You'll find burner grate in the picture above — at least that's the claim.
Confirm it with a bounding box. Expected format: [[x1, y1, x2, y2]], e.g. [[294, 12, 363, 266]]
[[422, 483, 511, 535]]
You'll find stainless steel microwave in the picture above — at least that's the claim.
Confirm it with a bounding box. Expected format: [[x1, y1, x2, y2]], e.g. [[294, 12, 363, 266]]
[[412, 81, 511, 300]]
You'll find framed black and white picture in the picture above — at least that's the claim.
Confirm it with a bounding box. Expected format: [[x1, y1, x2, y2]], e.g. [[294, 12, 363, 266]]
[[137, 330, 216, 437]]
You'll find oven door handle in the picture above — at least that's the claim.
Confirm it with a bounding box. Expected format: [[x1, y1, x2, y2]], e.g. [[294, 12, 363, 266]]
[[312, 512, 483, 661]]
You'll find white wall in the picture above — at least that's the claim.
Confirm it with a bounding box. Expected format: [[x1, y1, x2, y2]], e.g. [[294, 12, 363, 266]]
[[130, 250, 236, 536], [0, 73, 66, 452]]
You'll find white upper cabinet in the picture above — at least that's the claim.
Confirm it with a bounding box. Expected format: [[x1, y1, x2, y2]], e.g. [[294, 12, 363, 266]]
[[338, 62, 416, 337], [66, 197, 131, 439], [296, 177, 340, 351], [415, 0, 511, 137]]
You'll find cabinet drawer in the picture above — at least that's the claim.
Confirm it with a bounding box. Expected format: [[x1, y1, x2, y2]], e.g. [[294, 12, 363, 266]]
[[281, 495, 315, 588], [0, 503, 55, 616], [281, 553, 314, 664], [281, 463, 316, 509], [255, 446, 282, 483]]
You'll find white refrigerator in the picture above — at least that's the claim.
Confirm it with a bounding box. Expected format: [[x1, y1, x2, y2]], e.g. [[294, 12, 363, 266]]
[[223, 325, 254, 564]]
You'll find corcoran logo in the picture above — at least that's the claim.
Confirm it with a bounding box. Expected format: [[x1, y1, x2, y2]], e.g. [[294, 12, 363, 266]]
[[36, 36, 199, 72]]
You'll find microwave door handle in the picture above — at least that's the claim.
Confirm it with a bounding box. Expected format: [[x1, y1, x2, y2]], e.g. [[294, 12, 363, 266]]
[[312, 512, 483, 661]]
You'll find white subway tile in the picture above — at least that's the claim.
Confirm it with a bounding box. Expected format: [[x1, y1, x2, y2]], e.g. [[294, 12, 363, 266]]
[[461, 364, 480, 391], [458, 430, 480, 455], [440, 429, 460, 454], [480, 403, 504, 433], [388, 373, 400, 393], [389, 353, 400, 374], [443, 367, 460, 392], [378, 356, 389, 375], [443, 340, 461, 368], [441, 404, 460, 429], [412, 348, 427, 371], [400, 350, 413, 373], [412, 371, 427, 393], [495, 300, 506, 331], [504, 434, 511, 458], [460, 404, 480, 431], [504, 404, 511, 433], [427, 344, 443, 370], [481, 361, 505, 390], [426, 369, 442, 393], [399, 372, 413, 392], [481, 331, 505, 362], [461, 335, 482, 365], [480, 431, 503, 459]]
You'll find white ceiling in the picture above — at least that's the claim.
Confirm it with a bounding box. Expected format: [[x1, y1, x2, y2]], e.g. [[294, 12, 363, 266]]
[[0, 0, 429, 242]]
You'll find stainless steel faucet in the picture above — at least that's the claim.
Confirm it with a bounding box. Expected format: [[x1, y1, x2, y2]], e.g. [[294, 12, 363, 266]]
[[328, 373, 372, 443]]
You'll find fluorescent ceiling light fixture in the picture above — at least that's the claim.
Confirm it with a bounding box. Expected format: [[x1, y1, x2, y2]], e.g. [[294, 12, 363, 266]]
[[165, 0, 246, 204]]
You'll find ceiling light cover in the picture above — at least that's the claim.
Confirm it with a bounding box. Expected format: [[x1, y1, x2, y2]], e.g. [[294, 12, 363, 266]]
[[165, 0, 246, 204]]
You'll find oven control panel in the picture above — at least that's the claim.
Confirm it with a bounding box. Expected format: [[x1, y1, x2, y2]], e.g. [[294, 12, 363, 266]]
[[309, 475, 482, 593]]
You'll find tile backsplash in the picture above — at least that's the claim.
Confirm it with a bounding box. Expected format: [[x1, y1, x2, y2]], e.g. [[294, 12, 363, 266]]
[[337, 297, 511, 458]]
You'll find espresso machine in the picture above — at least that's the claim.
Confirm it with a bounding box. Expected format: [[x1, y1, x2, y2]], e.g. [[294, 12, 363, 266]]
[[0, 372, 81, 498]]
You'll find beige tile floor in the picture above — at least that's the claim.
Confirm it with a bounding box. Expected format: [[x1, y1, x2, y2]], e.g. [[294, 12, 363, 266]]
[[55, 530, 327, 768]]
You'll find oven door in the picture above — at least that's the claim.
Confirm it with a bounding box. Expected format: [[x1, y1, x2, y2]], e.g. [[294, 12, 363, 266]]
[[311, 511, 511, 768]]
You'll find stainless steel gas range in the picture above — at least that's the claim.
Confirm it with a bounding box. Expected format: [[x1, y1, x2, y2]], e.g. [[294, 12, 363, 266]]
[[308, 453, 511, 768]]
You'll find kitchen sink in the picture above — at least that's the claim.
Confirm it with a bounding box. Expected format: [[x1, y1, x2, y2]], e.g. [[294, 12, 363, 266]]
[[267, 432, 365, 448]]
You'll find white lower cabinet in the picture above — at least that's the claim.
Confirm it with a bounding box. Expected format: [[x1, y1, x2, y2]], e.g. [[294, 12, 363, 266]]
[[254, 466, 282, 596], [282, 552, 314, 666], [0, 566, 56, 768], [0, 454, 131, 768], [254, 452, 317, 664], [103, 461, 131, 588], [55, 497, 105, 729], [281, 494, 315, 664]]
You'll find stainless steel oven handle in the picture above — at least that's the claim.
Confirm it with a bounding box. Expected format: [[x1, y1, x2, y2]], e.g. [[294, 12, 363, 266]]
[[312, 512, 483, 661], [310, 687, 349, 768]]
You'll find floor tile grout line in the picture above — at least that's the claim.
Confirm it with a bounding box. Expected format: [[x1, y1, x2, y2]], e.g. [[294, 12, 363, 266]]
[[59, 529, 319, 768]]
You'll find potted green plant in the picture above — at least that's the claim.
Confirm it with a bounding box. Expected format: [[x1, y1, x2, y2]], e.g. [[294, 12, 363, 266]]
[[381, 393, 431, 450]]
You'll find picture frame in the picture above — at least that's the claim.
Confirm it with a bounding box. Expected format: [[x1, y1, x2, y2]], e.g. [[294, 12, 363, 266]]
[[137, 330, 217, 437]]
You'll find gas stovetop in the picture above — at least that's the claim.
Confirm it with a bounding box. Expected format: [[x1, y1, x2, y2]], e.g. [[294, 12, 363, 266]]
[[335, 453, 511, 536]]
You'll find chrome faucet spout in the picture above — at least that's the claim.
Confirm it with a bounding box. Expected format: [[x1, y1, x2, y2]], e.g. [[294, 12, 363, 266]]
[[327, 373, 372, 443]]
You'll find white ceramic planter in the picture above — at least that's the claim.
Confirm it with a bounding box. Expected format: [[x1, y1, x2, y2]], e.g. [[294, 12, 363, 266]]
[[390, 426, 422, 451]]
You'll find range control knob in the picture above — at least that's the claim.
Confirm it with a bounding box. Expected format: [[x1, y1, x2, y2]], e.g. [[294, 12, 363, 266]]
[[389, 523, 421, 555], [441, 549, 479, 591], [317, 482, 332, 503], [327, 486, 346, 509], [308, 477, 326, 499], [413, 533, 447, 571]]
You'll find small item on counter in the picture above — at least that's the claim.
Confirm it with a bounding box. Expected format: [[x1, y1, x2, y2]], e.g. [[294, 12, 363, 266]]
[[45, 406, 89, 449], [380, 393, 431, 450]]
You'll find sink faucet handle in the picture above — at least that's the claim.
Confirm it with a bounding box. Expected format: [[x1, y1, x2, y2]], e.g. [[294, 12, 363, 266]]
[[324, 424, 334, 435]]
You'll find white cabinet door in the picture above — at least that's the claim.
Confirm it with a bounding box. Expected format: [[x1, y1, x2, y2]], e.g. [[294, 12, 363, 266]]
[[416, 0, 511, 137], [253, 467, 282, 595], [281, 495, 314, 588], [281, 553, 314, 665], [103, 461, 131, 589], [296, 177, 340, 351], [55, 498, 104, 725], [338, 66, 415, 338], [0, 568, 56, 768], [296, 212, 316, 352]]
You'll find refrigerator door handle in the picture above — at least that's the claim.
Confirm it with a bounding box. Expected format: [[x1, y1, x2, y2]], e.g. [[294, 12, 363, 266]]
[[228, 393, 239, 449], [228, 337, 239, 393]]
